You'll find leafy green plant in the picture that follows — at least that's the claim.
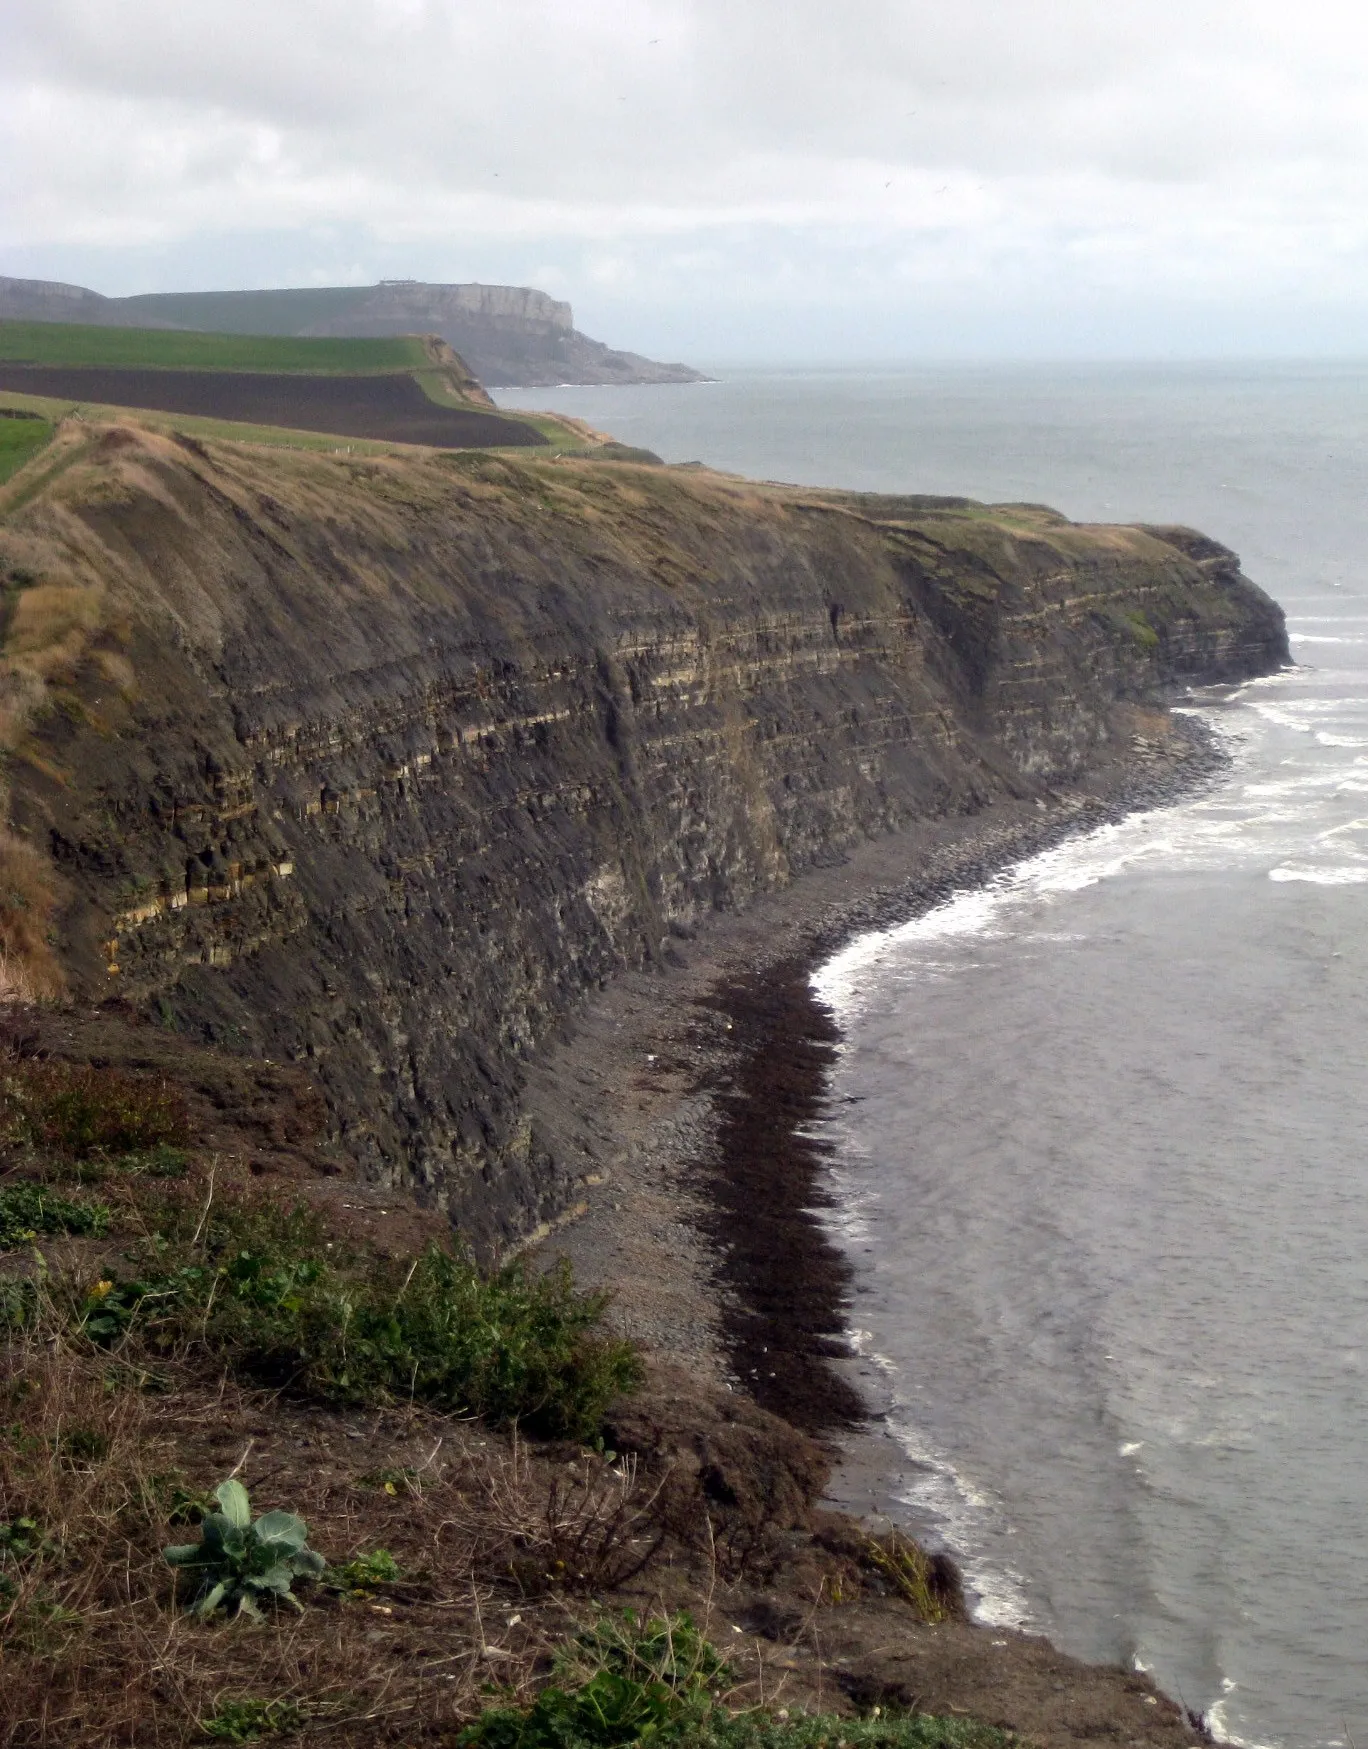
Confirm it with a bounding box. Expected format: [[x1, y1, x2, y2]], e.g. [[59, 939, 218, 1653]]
[[0, 1513, 56, 1572], [82, 1193, 640, 1437], [330, 1547, 399, 1592], [163, 1479, 326, 1621], [461, 1611, 727, 1748], [200, 1696, 305, 1741], [0, 1181, 109, 1247]]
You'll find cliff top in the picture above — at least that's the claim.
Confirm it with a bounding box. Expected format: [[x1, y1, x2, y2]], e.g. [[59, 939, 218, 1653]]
[[0, 273, 707, 387]]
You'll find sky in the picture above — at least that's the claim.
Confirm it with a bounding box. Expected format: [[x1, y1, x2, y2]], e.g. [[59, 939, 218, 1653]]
[[6, 0, 1368, 362]]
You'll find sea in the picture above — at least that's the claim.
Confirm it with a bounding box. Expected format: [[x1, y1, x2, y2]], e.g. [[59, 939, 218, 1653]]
[[495, 364, 1368, 1749]]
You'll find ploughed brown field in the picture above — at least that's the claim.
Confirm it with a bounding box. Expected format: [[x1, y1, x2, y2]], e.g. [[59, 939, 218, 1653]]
[[0, 363, 547, 447]]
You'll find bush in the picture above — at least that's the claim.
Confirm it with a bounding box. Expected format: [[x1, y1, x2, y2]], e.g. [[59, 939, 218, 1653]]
[[459, 1612, 1008, 1749], [861, 1529, 956, 1623], [0, 1181, 109, 1247], [76, 1194, 641, 1439], [0, 1060, 190, 1160]]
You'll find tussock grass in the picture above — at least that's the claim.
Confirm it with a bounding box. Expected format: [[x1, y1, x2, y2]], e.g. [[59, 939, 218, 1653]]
[[0, 834, 64, 1000], [5, 581, 104, 675]]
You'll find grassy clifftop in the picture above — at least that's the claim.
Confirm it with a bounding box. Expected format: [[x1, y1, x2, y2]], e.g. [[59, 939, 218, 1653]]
[[0, 320, 436, 375]]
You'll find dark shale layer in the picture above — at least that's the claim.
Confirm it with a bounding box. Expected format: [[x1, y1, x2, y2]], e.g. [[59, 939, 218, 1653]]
[[0, 427, 1288, 1256]]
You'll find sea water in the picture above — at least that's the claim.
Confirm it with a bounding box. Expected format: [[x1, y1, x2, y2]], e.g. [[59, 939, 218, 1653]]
[[497, 364, 1368, 1747]]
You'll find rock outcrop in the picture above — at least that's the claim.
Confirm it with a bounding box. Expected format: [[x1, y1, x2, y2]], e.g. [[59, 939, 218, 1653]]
[[0, 430, 1287, 1253]]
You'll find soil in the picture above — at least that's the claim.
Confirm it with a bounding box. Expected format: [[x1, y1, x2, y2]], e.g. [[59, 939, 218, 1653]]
[[0, 365, 546, 447]]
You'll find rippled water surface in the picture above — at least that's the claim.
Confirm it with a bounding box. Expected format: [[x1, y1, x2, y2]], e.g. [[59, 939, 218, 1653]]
[[500, 365, 1368, 1746]]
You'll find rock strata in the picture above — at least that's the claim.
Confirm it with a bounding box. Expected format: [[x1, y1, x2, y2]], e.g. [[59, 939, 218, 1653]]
[[0, 432, 1287, 1255]]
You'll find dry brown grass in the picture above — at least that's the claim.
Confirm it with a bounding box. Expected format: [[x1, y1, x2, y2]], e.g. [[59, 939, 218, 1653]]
[[0, 832, 62, 1000], [0, 1317, 663, 1747], [437, 1429, 668, 1596]]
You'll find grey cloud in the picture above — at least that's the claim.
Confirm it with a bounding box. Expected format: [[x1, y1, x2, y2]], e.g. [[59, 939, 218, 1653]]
[[5, 0, 1368, 356]]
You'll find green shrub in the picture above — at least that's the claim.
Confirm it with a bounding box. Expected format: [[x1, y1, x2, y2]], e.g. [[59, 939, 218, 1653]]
[[0, 1061, 190, 1160], [0, 1181, 109, 1247], [459, 1612, 1008, 1749], [330, 1547, 399, 1592], [164, 1479, 325, 1621], [461, 1610, 725, 1748], [81, 1195, 640, 1438], [200, 1696, 305, 1741]]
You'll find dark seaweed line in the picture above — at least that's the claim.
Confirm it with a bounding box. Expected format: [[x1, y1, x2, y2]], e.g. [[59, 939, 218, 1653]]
[[701, 720, 1233, 1439]]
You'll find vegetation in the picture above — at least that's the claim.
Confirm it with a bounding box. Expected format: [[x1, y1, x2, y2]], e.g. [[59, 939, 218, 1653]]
[[163, 1479, 325, 1621], [0, 1058, 190, 1161], [0, 415, 52, 485], [461, 1612, 1008, 1749], [0, 1187, 639, 1438], [0, 1182, 109, 1248], [861, 1529, 953, 1624], [328, 1547, 400, 1593], [0, 321, 431, 376], [201, 1697, 306, 1741]]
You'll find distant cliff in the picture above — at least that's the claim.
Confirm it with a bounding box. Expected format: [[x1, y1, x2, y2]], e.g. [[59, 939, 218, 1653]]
[[0, 426, 1286, 1255], [0, 275, 706, 387]]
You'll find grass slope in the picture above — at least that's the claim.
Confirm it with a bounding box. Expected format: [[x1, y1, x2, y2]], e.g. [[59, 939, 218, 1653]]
[[0, 320, 431, 376], [0, 416, 52, 485]]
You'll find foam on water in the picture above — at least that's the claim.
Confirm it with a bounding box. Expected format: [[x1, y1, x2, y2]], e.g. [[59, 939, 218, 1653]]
[[502, 361, 1368, 1749]]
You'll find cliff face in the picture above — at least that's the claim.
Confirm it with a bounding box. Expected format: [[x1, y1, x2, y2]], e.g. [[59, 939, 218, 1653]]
[[0, 275, 707, 388], [0, 431, 1286, 1252]]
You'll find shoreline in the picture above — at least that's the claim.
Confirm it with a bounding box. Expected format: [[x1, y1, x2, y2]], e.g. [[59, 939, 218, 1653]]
[[531, 701, 1235, 1714], [536, 704, 1230, 1412]]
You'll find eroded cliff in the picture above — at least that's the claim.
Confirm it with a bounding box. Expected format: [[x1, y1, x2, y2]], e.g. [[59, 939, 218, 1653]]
[[0, 427, 1286, 1251]]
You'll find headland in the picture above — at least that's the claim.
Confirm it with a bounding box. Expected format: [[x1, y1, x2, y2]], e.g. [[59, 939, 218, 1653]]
[[0, 388, 1287, 1745]]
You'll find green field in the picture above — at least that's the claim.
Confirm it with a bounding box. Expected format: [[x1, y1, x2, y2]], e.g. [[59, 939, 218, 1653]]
[[0, 321, 431, 375], [0, 414, 54, 484]]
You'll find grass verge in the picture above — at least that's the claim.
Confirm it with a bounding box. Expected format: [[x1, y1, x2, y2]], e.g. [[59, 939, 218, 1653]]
[[0, 416, 53, 486]]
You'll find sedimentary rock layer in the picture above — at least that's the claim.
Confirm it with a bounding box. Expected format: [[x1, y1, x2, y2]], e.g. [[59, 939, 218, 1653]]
[[0, 429, 1287, 1252]]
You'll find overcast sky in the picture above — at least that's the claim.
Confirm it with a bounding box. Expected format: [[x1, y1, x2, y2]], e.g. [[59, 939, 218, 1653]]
[[7, 0, 1368, 361]]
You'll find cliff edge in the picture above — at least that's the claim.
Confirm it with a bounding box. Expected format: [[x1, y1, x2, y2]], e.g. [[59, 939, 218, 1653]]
[[0, 274, 708, 387], [0, 427, 1286, 1257]]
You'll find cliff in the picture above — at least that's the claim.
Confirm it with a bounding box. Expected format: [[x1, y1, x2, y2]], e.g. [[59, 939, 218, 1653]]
[[0, 428, 1286, 1255], [0, 274, 707, 387]]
